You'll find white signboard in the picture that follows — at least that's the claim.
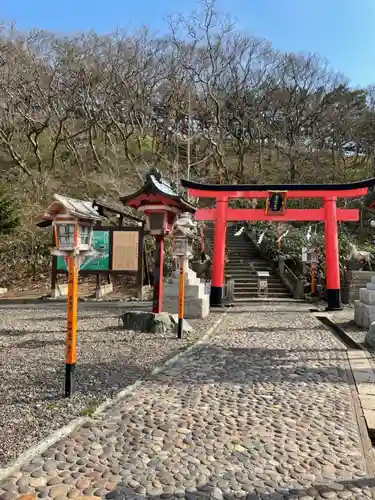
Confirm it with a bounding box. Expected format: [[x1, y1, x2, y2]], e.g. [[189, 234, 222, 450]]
[[302, 247, 307, 263]]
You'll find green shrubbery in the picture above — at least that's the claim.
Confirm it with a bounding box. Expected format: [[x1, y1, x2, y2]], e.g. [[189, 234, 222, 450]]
[[249, 221, 373, 280], [0, 190, 19, 235]]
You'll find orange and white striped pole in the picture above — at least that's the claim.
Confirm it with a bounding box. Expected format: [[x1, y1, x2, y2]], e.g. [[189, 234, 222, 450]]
[[65, 252, 78, 397], [177, 258, 185, 339]]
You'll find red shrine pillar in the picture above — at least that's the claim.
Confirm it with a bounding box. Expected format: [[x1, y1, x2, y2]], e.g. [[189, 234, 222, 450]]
[[152, 235, 164, 313], [324, 196, 341, 310], [211, 197, 228, 306]]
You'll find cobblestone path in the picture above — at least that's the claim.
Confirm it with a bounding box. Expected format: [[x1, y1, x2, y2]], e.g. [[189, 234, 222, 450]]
[[1, 304, 374, 500]]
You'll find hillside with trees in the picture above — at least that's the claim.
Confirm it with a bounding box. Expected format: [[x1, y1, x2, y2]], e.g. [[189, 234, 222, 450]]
[[0, 0, 375, 287]]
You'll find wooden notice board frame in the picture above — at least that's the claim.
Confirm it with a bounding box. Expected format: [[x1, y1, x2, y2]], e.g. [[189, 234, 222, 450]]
[[53, 225, 145, 289]]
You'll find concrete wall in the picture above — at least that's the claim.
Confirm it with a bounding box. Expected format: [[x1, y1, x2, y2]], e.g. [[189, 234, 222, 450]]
[[342, 271, 375, 304]]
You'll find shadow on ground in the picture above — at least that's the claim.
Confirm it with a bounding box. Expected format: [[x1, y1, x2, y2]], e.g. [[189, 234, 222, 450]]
[[105, 476, 375, 500], [138, 342, 357, 387], [6, 331, 365, 406], [0, 340, 187, 405]]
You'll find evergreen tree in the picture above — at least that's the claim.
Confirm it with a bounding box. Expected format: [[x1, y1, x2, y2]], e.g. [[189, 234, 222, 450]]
[[0, 191, 19, 235]]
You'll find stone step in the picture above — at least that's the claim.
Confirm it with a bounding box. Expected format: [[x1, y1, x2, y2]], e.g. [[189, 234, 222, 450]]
[[227, 261, 270, 265], [233, 297, 298, 302], [232, 281, 286, 287], [227, 260, 269, 265], [226, 269, 272, 275], [226, 266, 265, 270], [227, 245, 254, 249], [234, 291, 291, 298], [227, 245, 257, 248], [227, 261, 268, 266], [233, 276, 281, 285], [233, 279, 285, 285], [234, 282, 285, 288], [234, 286, 287, 293], [227, 270, 278, 276]]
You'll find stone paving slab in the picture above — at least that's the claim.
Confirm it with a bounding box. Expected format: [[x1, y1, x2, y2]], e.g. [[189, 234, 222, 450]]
[[346, 350, 375, 437], [1, 303, 374, 500], [322, 309, 375, 439]]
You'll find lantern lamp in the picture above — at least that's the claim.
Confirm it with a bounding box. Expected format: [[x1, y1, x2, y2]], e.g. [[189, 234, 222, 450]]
[[52, 215, 95, 256], [171, 212, 197, 259]]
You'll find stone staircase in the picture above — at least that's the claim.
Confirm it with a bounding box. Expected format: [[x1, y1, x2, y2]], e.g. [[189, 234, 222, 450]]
[[204, 223, 291, 301]]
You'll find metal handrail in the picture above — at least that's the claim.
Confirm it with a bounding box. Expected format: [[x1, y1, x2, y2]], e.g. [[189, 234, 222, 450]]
[[284, 263, 298, 284]]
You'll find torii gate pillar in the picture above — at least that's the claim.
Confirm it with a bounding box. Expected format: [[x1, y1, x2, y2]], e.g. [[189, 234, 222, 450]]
[[324, 197, 341, 310], [210, 197, 227, 306]]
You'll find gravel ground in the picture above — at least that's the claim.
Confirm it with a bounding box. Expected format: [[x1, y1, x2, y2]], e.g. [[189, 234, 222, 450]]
[[327, 306, 368, 346], [0, 304, 223, 469], [1, 302, 373, 500]]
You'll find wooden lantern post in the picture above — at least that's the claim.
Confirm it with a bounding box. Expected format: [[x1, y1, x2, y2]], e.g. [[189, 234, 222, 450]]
[[39, 194, 102, 397], [178, 258, 185, 338]]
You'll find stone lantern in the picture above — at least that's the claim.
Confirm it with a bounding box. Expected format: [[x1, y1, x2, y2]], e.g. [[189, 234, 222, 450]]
[[121, 167, 196, 313]]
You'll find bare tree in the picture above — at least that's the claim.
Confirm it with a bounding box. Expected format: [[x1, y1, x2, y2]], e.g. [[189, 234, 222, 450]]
[[264, 53, 339, 183]]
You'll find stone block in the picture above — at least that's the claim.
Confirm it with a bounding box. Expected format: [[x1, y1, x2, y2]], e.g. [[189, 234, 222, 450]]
[[363, 410, 375, 436], [141, 285, 153, 301], [0, 287, 7, 295], [367, 283, 375, 291], [171, 267, 201, 286], [366, 321, 375, 349], [163, 295, 210, 319], [351, 369, 375, 384], [121, 311, 170, 333], [357, 383, 375, 396], [343, 271, 375, 304], [170, 314, 194, 333], [164, 264, 210, 319], [358, 395, 375, 410], [354, 300, 375, 328], [347, 271, 375, 281], [51, 283, 68, 298], [163, 282, 206, 299], [359, 287, 375, 305], [120, 311, 193, 333], [95, 283, 113, 299]]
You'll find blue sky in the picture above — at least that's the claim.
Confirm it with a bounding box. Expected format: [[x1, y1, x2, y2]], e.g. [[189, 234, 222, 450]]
[[1, 0, 375, 87]]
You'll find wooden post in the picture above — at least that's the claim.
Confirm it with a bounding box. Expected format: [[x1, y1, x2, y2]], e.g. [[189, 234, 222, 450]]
[[178, 257, 185, 339], [311, 267, 316, 294], [152, 235, 164, 313], [95, 273, 101, 299], [51, 232, 57, 298], [65, 253, 78, 397], [136, 226, 145, 299]]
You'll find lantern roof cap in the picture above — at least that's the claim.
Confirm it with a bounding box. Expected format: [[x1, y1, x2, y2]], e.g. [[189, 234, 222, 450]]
[[120, 167, 196, 212], [38, 194, 104, 224], [172, 212, 198, 239]]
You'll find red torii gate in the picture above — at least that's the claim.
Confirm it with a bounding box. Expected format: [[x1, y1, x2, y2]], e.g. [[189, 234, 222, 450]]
[[181, 177, 375, 311]]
